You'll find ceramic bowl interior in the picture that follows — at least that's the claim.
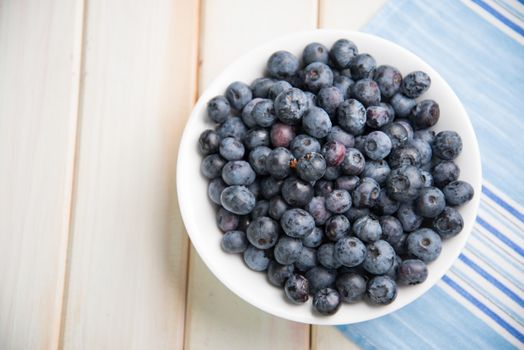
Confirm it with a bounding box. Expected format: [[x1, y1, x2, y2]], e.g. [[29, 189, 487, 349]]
[[177, 29, 482, 325]]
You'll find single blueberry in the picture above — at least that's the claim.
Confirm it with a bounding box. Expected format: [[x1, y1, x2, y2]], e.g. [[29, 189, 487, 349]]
[[270, 122, 296, 148], [265, 147, 293, 179], [314, 180, 334, 197], [220, 185, 256, 215], [221, 230, 248, 253], [243, 245, 271, 271], [250, 77, 275, 98], [433, 130, 463, 160], [324, 214, 351, 242], [241, 97, 263, 128], [201, 154, 226, 179], [397, 259, 428, 285], [410, 138, 432, 165], [325, 189, 352, 214], [333, 75, 354, 99], [251, 99, 276, 127], [248, 146, 271, 176], [336, 99, 366, 136], [268, 195, 289, 220], [432, 206, 464, 239], [367, 275, 397, 304], [407, 228, 442, 262], [267, 261, 294, 287], [290, 134, 321, 158], [303, 62, 334, 93], [353, 215, 382, 243], [396, 203, 423, 232], [341, 148, 365, 175], [199, 129, 221, 155], [363, 240, 395, 275], [280, 208, 315, 238], [350, 78, 381, 107], [303, 42, 329, 65], [396, 119, 414, 141], [219, 137, 245, 161], [207, 95, 231, 123], [334, 237, 367, 267], [274, 88, 309, 125], [302, 226, 324, 248], [317, 87, 344, 116], [317, 243, 342, 269], [295, 246, 319, 272], [306, 196, 331, 226], [415, 186, 446, 218], [244, 128, 270, 150], [386, 165, 424, 202], [330, 39, 358, 69], [274, 237, 303, 265], [401, 71, 431, 98], [410, 100, 439, 129], [267, 80, 292, 100], [432, 161, 460, 188], [414, 128, 436, 145], [225, 81, 252, 111], [321, 141, 346, 167], [366, 106, 390, 129], [267, 50, 299, 79], [302, 107, 332, 138], [379, 215, 404, 248], [350, 53, 376, 80], [364, 131, 392, 160], [326, 126, 355, 148], [216, 117, 248, 140], [335, 175, 360, 192], [259, 176, 283, 200], [336, 273, 367, 303], [246, 216, 278, 249], [208, 178, 226, 205], [390, 93, 416, 118], [374, 189, 400, 215], [388, 145, 421, 169], [352, 177, 380, 208], [281, 176, 314, 207], [284, 274, 310, 304], [443, 180, 474, 206], [374, 65, 402, 99], [216, 207, 239, 232], [313, 288, 341, 315], [222, 160, 256, 185], [363, 160, 391, 186]]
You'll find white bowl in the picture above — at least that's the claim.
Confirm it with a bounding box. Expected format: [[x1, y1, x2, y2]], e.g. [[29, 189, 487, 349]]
[[177, 30, 482, 325]]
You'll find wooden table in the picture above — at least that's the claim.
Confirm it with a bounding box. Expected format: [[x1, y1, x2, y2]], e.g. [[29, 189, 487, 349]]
[[0, 1, 386, 348]]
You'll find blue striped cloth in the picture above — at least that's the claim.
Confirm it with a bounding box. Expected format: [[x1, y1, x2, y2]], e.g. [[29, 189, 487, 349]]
[[336, 0, 524, 349]]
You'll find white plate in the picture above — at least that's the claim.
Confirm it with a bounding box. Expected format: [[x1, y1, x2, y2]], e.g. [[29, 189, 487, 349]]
[[177, 30, 482, 325]]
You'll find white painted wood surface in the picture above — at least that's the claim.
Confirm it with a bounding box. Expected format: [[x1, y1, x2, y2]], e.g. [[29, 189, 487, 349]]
[[0, 0, 83, 348], [0, 0, 387, 348]]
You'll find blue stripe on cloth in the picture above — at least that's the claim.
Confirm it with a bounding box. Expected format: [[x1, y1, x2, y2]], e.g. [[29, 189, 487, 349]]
[[476, 217, 524, 257], [481, 198, 524, 240], [482, 186, 524, 223], [491, 0, 524, 22], [442, 276, 524, 343], [458, 254, 524, 307], [472, 0, 524, 35], [336, 285, 514, 349]]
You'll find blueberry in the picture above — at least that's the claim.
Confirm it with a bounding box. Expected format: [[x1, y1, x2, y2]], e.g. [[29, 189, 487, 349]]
[[350, 53, 376, 79], [341, 148, 365, 175], [295, 246, 319, 272], [222, 160, 256, 185], [364, 240, 395, 276], [290, 134, 321, 158], [388, 145, 421, 168], [386, 165, 424, 202], [265, 147, 293, 179], [267, 261, 294, 287], [335, 237, 366, 267], [280, 208, 315, 238], [433, 206, 464, 239], [352, 177, 380, 208], [259, 176, 283, 199], [396, 119, 414, 141], [363, 131, 392, 160], [432, 161, 460, 188], [241, 97, 263, 128], [267, 50, 299, 79], [201, 154, 226, 179], [443, 180, 474, 206], [326, 126, 355, 148], [247, 181, 260, 199], [304, 91, 317, 107], [243, 245, 271, 271], [219, 137, 245, 161], [247, 215, 278, 248], [207, 96, 231, 123], [225, 81, 252, 111], [314, 180, 334, 197], [281, 176, 314, 207], [415, 187, 446, 218], [221, 230, 248, 253], [268, 195, 289, 220], [407, 228, 442, 262], [284, 274, 310, 304], [323, 165, 341, 180], [335, 175, 360, 192], [216, 207, 239, 232], [325, 189, 352, 214], [397, 259, 428, 285], [374, 65, 402, 99], [366, 106, 390, 129], [336, 273, 367, 303], [216, 117, 248, 140], [270, 123, 296, 148], [302, 107, 332, 138], [420, 169, 433, 187], [410, 138, 432, 165], [379, 216, 404, 247], [313, 288, 341, 315], [414, 129, 436, 145], [410, 100, 439, 129], [382, 254, 399, 280], [247, 146, 270, 176], [274, 88, 309, 125], [343, 206, 370, 222], [251, 99, 276, 127], [268, 80, 292, 100], [333, 75, 354, 99], [306, 196, 331, 226], [317, 87, 344, 116], [350, 79, 381, 107], [274, 237, 303, 265], [338, 68, 353, 78], [367, 275, 397, 304], [304, 62, 334, 93], [318, 243, 342, 269], [353, 215, 382, 243], [401, 71, 431, 98], [251, 77, 275, 98], [220, 185, 256, 215], [380, 102, 396, 123], [363, 160, 391, 185], [199, 129, 221, 155], [396, 203, 423, 232], [392, 233, 408, 256], [244, 128, 270, 150], [208, 178, 226, 205], [325, 214, 351, 241], [320, 141, 346, 168], [374, 190, 400, 216], [303, 42, 329, 65], [390, 93, 416, 118], [330, 39, 358, 69], [302, 227, 324, 248]]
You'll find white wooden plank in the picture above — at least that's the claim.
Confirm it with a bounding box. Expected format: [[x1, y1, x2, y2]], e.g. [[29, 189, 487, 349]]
[[319, 0, 388, 30], [184, 0, 317, 349], [0, 0, 83, 348], [60, 0, 200, 348], [311, 326, 360, 350]]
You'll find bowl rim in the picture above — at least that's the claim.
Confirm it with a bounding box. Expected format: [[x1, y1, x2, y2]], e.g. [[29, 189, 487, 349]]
[[177, 29, 482, 325]]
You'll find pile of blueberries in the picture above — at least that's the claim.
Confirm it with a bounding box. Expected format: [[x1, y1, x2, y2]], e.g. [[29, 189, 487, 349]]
[[198, 39, 474, 316]]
